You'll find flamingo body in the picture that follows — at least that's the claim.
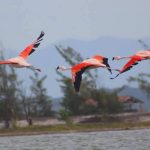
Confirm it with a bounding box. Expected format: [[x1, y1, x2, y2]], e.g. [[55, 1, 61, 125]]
[[7, 56, 31, 68]]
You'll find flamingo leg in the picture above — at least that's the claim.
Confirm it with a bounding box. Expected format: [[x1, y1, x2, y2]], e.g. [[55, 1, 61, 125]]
[[28, 66, 41, 72]]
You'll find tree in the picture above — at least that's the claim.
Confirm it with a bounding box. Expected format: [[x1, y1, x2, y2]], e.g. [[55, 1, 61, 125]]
[[19, 88, 34, 126], [128, 73, 150, 100], [29, 71, 53, 117], [0, 51, 22, 128]]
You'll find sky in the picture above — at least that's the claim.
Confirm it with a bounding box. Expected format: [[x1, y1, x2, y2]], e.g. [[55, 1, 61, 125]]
[[0, 0, 150, 97]]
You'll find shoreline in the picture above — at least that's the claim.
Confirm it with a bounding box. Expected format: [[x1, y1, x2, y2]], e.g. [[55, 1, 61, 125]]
[[0, 122, 150, 137]]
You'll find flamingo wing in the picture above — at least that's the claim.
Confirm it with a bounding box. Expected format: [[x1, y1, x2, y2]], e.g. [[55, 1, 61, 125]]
[[19, 31, 45, 59], [72, 63, 93, 92], [120, 56, 142, 74]]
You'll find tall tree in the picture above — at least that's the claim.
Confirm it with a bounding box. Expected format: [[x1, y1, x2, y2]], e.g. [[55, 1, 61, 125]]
[[0, 51, 21, 128], [29, 71, 53, 117]]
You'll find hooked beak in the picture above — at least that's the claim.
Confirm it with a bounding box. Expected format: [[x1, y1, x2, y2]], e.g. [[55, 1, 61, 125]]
[[112, 57, 115, 61]]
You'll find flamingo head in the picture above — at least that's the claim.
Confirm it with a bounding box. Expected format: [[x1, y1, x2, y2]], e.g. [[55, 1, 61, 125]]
[[56, 66, 66, 71], [112, 56, 122, 60]]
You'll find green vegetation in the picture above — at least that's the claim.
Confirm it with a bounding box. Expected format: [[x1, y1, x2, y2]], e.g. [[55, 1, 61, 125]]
[[128, 73, 150, 100], [0, 121, 150, 136], [0, 51, 53, 128], [0, 44, 149, 131]]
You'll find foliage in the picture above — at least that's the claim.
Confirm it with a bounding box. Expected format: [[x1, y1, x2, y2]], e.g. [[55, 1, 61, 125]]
[[59, 109, 72, 124], [128, 73, 150, 100], [0, 50, 53, 128], [0, 51, 22, 128], [29, 71, 53, 117]]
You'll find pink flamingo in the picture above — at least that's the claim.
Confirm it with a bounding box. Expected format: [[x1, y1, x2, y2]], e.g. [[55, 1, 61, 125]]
[[111, 49, 150, 79], [0, 31, 44, 72], [57, 55, 119, 92]]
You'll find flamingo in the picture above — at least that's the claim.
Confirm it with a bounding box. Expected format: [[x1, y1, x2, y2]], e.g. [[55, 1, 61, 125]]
[[0, 31, 45, 72], [57, 55, 119, 92], [111, 49, 150, 79]]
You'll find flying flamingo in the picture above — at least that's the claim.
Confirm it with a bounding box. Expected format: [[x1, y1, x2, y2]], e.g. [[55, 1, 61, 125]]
[[0, 31, 45, 72], [57, 55, 119, 92], [111, 49, 150, 79]]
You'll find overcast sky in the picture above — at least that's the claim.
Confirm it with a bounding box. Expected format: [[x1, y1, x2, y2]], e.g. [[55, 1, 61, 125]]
[[0, 0, 150, 50], [0, 0, 150, 97]]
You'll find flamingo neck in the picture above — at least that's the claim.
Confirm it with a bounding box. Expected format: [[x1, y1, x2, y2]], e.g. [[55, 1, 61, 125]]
[[116, 56, 132, 60], [119, 56, 132, 60], [63, 67, 71, 71], [58, 66, 72, 71]]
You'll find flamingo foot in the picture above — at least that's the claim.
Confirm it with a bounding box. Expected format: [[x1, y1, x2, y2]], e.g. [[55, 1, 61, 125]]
[[110, 73, 120, 79]]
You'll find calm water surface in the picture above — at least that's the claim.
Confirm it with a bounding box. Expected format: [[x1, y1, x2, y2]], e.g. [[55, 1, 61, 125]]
[[0, 129, 150, 150]]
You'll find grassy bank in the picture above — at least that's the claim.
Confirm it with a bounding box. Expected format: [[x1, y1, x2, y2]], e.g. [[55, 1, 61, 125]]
[[0, 121, 150, 136]]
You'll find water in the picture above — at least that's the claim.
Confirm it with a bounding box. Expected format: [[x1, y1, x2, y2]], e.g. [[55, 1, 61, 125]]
[[0, 129, 150, 150]]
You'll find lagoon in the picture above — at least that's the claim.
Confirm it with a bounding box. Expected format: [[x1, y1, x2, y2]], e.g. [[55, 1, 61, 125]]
[[0, 129, 150, 150]]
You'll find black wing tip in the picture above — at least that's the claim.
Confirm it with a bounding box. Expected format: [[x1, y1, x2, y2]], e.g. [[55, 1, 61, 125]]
[[41, 31, 45, 35], [74, 80, 81, 92], [34, 43, 40, 48], [56, 66, 59, 70], [103, 57, 112, 74], [37, 31, 45, 40], [112, 57, 115, 60]]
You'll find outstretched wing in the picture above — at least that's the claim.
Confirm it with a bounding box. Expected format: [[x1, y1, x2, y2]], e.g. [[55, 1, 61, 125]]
[[19, 31, 45, 59], [72, 63, 92, 92], [120, 56, 142, 74]]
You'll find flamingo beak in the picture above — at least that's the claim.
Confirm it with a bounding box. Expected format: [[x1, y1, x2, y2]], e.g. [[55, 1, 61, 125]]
[[56, 66, 59, 70], [36, 69, 41, 72], [112, 57, 115, 61]]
